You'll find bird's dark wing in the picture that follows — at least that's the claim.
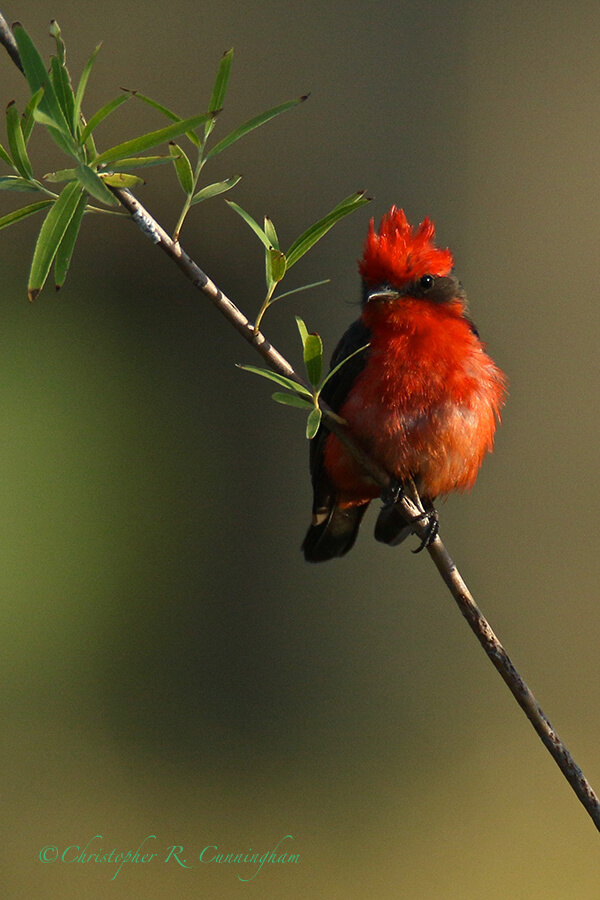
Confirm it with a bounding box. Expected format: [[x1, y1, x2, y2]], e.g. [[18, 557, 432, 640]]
[[319, 317, 373, 412], [309, 317, 372, 487], [302, 318, 372, 562]]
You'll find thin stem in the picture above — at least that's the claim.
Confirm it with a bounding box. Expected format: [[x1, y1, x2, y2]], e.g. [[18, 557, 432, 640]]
[[172, 184, 193, 242], [253, 283, 276, 335], [1, 11, 599, 833], [172, 146, 206, 241], [427, 537, 600, 824], [172, 199, 190, 243]]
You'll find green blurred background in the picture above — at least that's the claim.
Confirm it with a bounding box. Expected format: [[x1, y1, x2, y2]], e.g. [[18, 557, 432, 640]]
[[2, 0, 600, 896]]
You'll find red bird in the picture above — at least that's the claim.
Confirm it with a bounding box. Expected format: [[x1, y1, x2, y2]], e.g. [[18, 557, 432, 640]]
[[302, 207, 507, 562]]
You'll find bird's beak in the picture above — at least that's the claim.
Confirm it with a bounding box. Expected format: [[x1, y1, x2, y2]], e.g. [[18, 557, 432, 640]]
[[367, 288, 400, 303]]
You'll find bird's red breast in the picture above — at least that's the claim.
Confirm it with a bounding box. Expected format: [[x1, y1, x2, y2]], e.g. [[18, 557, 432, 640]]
[[323, 295, 505, 504]]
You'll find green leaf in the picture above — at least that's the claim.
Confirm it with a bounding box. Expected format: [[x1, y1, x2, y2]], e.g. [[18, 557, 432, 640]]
[[206, 48, 233, 139], [100, 171, 145, 188], [50, 55, 75, 133], [79, 93, 130, 143], [0, 139, 12, 167], [21, 87, 44, 144], [265, 265, 274, 293], [92, 112, 215, 165], [226, 200, 272, 250], [296, 316, 309, 346], [32, 107, 77, 157], [126, 91, 179, 120], [271, 392, 314, 409], [190, 175, 241, 205], [272, 279, 330, 303], [6, 102, 33, 180], [205, 95, 308, 162], [209, 48, 233, 114], [235, 363, 312, 397], [28, 181, 84, 300], [43, 168, 77, 183], [99, 155, 173, 171], [54, 188, 87, 288], [303, 332, 323, 388], [73, 43, 102, 128], [264, 216, 279, 250], [0, 175, 41, 191], [31, 108, 63, 129], [169, 142, 194, 195], [267, 247, 286, 284], [13, 24, 71, 135], [329, 191, 371, 214], [47, 128, 78, 158], [82, 122, 98, 158], [126, 91, 202, 148], [0, 199, 53, 231], [286, 191, 371, 268], [74, 163, 120, 206], [49, 20, 66, 66], [306, 407, 322, 440]]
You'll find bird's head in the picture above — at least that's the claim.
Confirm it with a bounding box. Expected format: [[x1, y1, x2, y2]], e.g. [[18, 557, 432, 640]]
[[358, 207, 463, 310]]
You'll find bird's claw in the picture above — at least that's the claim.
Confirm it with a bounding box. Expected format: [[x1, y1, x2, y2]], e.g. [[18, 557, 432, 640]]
[[411, 508, 439, 553]]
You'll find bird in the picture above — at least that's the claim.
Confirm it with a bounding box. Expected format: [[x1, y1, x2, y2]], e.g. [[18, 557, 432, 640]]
[[302, 206, 507, 563]]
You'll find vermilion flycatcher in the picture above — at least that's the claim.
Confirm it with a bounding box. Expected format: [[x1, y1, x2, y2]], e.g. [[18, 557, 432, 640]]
[[302, 206, 507, 562]]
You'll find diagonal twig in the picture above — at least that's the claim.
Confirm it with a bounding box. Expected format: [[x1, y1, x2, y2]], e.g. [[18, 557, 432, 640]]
[[1, 11, 599, 832], [0, 12, 22, 72]]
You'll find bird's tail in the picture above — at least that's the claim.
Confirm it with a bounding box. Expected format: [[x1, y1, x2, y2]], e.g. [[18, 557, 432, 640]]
[[302, 502, 369, 562]]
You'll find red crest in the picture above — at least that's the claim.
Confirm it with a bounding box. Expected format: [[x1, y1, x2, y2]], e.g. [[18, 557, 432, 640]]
[[359, 206, 453, 287]]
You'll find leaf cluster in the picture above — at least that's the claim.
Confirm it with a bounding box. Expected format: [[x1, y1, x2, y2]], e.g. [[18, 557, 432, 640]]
[[227, 191, 370, 333], [238, 317, 369, 439], [0, 22, 306, 298], [1, 20, 372, 443]]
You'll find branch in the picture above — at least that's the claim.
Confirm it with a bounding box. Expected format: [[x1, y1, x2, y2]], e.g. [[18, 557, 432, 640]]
[[1, 12, 599, 832], [0, 11, 22, 73]]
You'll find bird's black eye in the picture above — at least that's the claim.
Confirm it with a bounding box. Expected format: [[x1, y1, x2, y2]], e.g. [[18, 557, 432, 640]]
[[419, 275, 434, 291]]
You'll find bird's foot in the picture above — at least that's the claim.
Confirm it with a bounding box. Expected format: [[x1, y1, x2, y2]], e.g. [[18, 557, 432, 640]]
[[411, 507, 439, 553]]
